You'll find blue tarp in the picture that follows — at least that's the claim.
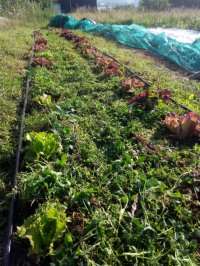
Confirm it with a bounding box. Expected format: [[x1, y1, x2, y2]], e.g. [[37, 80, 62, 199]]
[[49, 14, 200, 73]]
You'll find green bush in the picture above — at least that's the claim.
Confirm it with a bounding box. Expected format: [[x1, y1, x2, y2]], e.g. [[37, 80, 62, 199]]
[[34, 0, 54, 9], [0, 0, 54, 10], [139, 0, 171, 11], [0, 0, 55, 25]]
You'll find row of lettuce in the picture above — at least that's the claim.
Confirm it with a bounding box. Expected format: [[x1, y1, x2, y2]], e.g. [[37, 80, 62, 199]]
[[14, 29, 200, 265], [59, 29, 200, 140]]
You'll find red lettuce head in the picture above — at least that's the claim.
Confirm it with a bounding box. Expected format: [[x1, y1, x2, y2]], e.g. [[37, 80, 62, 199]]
[[164, 112, 200, 139]]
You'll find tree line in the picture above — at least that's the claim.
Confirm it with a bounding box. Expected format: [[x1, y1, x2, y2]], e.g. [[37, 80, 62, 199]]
[[139, 0, 200, 10], [170, 0, 200, 7], [170, 0, 199, 8]]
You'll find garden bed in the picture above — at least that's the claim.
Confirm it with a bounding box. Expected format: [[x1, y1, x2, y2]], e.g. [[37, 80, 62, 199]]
[[4, 28, 200, 265]]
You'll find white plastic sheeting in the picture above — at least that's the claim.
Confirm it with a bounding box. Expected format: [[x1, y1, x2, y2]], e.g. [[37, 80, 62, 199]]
[[149, 28, 200, 43]]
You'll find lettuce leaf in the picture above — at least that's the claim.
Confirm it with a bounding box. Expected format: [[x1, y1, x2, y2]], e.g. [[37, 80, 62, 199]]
[[25, 131, 62, 162], [164, 112, 200, 139], [17, 201, 68, 258]]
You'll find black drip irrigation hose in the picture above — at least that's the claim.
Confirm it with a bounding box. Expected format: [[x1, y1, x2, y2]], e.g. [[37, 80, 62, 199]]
[[103, 52, 152, 87], [3, 35, 35, 266], [103, 52, 197, 114]]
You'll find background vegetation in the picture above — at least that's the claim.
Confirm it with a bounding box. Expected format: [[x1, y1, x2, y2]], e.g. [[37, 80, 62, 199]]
[[1, 0, 200, 29], [72, 8, 200, 30], [0, 0, 54, 10], [0, 1, 54, 30]]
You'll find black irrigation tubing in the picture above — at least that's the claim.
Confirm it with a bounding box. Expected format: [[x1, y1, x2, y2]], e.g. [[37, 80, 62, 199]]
[[3, 35, 36, 266], [102, 51, 196, 114]]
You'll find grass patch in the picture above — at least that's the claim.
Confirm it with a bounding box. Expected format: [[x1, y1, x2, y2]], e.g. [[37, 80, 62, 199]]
[[0, 28, 32, 163], [0, 8, 54, 260], [0, 26, 30, 262]]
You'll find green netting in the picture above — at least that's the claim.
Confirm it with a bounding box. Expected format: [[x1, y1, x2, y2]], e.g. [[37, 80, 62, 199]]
[[49, 14, 200, 73]]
